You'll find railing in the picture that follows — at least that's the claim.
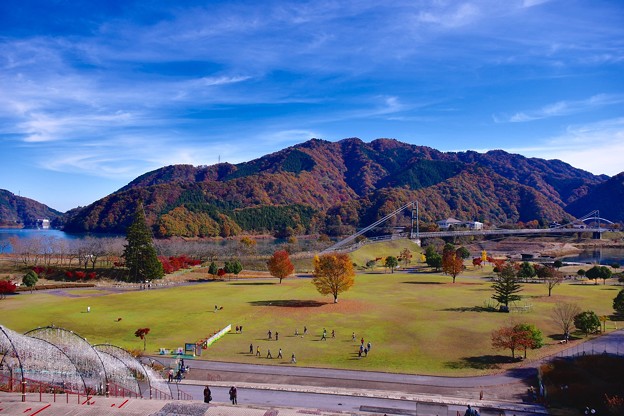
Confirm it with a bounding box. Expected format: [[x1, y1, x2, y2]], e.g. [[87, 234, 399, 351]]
[[107, 382, 140, 399], [0, 373, 182, 403], [0, 373, 87, 404], [177, 389, 193, 401], [150, 386, 173, 400]]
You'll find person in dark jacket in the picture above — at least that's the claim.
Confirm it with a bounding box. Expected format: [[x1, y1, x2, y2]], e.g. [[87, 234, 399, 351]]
[[203, 386, 212, 403], [229, 386, 237, 404]]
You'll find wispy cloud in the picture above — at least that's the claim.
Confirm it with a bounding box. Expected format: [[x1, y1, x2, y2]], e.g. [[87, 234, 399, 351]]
[[522, 0, 552, 8], [497, 94, 624, 123], [502, 118, 624, 175], [416, 3, 481, 28]]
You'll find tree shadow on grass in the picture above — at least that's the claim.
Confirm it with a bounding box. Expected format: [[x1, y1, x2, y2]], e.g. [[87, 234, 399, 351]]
[[229, 282, 276, 286], [547, 332, 583, 341], [402, 281, 443, 285], [440, 306, 492, 312], [249, 300, 327, 307], [444, 355, 518, 370]]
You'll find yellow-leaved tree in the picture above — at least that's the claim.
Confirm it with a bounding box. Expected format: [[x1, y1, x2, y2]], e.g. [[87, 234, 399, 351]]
[[312, 253, 355, 303]]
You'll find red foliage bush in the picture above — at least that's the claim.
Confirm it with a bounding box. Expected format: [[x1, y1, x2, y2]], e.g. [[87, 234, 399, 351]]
[[87, 272, 97, 280], [32, 266, 46, 275], [0, 280, 17, 298], [75, 271, 86, 280], [158, 255, 201, 275], [65, 271, 74, 280]]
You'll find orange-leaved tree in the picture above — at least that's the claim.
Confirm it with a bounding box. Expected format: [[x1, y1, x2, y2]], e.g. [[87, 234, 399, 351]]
[[442, 250, 464, 283], [267, 250, 295, 284], [312, 253, 355, 303]]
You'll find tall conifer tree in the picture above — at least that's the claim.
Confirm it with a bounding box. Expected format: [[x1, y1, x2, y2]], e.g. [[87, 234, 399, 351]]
[[123, 202, 164, 282], [492, 262, 522, 307]]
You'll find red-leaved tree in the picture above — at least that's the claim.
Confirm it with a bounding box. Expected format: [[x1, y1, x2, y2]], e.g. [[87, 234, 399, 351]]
[[267, 250, 295, 284], [0, 280, 17, 300], [134, 328, 150, 351], [491, 325, 533, 359]]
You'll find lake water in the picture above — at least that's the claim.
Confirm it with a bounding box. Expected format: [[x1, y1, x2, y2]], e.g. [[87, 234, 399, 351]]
[[561, 248, 624, 266], [0, 228, 119, 253]]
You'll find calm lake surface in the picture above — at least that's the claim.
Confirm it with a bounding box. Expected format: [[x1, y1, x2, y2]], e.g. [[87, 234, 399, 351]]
[[561, 248, 624, 265], [0, 228, 118, 253]]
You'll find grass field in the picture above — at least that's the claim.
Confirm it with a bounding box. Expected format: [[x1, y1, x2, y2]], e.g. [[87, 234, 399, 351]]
[[1, 247, 619, 376]]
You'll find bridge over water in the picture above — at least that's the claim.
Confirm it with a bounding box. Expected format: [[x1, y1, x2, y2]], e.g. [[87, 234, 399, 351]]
[[322, 204, 616, 253]]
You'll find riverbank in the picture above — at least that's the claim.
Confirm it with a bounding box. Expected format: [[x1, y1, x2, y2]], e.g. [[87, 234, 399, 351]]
[[467, 236, 624, 260]]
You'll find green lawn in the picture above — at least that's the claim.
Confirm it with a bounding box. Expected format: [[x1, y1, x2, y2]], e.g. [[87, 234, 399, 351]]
[[1, 256, 618, 376]]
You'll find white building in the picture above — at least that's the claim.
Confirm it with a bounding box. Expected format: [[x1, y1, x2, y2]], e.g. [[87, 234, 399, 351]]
[[436, 218, 483, 230], [36, 219, 50, 229], [436, 218, 463, 229]]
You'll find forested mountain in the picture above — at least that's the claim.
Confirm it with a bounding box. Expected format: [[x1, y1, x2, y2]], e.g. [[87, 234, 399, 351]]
[[0, 189, 62, 228], [565, 172, 624, 223], [60, 137, 618, 237]]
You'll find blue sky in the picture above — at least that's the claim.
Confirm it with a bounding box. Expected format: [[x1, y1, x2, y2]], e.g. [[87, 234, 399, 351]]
[[1, 0, 623, 212]]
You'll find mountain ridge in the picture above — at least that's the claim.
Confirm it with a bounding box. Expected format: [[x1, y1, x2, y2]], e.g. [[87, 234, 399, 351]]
[[2, 138, 621, 234], [60, 138, 621, 236]]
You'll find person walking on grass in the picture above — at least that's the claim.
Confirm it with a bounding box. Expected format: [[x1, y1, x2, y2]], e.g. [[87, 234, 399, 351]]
[[249, 343, 253, 354], [278, 348, 283, 359], [256, 346, 260, 357], [267, 349, 272, 359], [291, 353, 296, 364]]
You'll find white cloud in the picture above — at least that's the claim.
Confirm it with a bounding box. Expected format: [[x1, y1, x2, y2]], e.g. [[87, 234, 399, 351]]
[[502, 94, 624, 123], [522, 0, 552, 8], [504, 118, 624, 176], [200, 75, 252, 87], [416, 2, 482, 28]]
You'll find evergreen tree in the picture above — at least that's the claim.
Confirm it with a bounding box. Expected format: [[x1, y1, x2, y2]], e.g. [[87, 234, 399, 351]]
[[208, 261, 218, 277], [492, 262, 522, 307], [122, 202, 164, 282], [22, 270, 39, 293]]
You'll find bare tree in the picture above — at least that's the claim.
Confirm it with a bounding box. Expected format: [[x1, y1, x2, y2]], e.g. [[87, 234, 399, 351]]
[[101, 237, 125, 267], [51, 238, 69, 266], [544, 274, 564, 297], [551, 303, 581, 340]]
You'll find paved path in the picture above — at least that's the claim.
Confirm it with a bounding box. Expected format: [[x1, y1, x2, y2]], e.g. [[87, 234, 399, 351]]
[[151, 329, 623, 414]]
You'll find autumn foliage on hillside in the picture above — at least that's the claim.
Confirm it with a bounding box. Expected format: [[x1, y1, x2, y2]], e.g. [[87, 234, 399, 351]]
[[61, 138, 606, 237]]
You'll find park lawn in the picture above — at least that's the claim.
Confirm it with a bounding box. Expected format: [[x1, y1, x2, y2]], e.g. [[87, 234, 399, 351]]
[[0, 268, 618, 376], [350, 239, 422, 269]]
